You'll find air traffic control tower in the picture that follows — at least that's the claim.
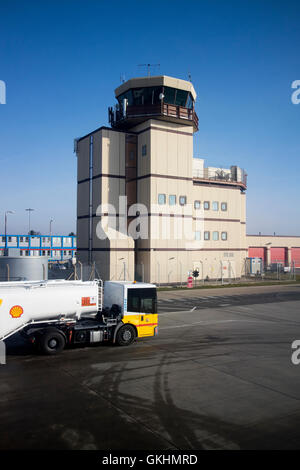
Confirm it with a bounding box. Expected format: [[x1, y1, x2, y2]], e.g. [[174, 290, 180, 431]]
[[75, 75, 247, 283]]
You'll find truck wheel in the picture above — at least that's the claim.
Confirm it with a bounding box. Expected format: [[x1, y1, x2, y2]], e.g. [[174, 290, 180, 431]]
[[116, 324, 136, 346], [39, 330, 65, 355]]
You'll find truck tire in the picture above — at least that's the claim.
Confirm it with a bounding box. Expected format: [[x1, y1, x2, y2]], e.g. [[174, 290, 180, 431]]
[[39, 329, 66, 355], [116, 324, 136, 346]]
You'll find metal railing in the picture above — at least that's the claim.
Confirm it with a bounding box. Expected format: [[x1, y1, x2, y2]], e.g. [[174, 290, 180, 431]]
[[193, 167, 247, 188], [109, 101, 199, 130]]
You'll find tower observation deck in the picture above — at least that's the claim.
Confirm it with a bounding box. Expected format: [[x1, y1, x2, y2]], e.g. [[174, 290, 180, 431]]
[[108, 75, 198, 132]]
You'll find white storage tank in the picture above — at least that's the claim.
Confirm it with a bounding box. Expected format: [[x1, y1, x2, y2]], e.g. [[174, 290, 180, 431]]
[[0, 256, 48, 281]]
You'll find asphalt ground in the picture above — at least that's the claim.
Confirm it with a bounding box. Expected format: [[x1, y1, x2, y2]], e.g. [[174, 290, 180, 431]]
[[1, 284, 300, 450]]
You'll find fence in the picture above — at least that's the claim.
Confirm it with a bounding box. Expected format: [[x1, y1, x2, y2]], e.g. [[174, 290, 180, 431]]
[[244, 260, 297, 281]]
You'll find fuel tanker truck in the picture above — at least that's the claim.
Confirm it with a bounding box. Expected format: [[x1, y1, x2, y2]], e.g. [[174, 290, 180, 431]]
[[0, 279, 158, 355]]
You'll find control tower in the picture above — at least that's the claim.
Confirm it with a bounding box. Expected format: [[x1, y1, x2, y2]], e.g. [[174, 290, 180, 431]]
[[76, 75, 247, 283]]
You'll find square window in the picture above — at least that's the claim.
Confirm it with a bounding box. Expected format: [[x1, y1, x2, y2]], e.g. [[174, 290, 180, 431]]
[[158, 194, 166, 205], [204, 231, 210, 240], [142, 144, 147, 156], [221, 232, 228, 241], [194, 200, 201, 210], [212, 201, 219, 211], [169, 195, 176, 206], [204, 201, 210, 210], [213, 231, 219, 241], [195, 231, 201, 241], [221, 202, 227, 211], [179, 196, 187, 206]]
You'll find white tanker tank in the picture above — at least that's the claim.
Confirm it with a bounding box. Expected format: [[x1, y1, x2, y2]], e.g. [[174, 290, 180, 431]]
[[0, 279, 101, 341]]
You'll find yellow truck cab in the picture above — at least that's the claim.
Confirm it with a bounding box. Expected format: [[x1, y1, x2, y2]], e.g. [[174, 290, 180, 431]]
[[103, 281, 158, 341]]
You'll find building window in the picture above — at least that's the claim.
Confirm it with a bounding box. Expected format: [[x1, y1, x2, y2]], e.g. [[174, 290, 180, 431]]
[[25, 250, 29, 256], [221, 202, 228, 211], [194, 200, 201, 210], [204, 231, 210, 240], [25, 237, 28, 242], [204, 201, 210, 210], [20, 250, 23, 256], [169, 195, 176, 206], [221, 232, 228, 241], [213, 231, 219, 241], [47, 250, 51, 256], [8, 237, 11, 242], [195, 231, 201, 241], [20, 236, 24, 242], [142, 144, 147, 156], [212, 201, 219, 211], [158, 194, 166, 205], [179, 196, 187, 206], [2, 237, 5, 242]]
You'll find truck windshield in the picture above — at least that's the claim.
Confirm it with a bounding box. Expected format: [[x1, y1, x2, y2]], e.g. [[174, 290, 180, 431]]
[[127, 288, 157, 314]]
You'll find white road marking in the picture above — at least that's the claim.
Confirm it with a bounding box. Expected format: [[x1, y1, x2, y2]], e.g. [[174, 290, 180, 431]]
[[160, 319, 259, 329], [190, 306, 197, 312]]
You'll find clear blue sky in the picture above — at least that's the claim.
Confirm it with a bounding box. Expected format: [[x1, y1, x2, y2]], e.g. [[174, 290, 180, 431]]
[[0, 0, 299, 235]]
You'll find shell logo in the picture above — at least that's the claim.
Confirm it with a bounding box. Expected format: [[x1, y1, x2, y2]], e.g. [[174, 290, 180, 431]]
[[9, 305, 24, 318]]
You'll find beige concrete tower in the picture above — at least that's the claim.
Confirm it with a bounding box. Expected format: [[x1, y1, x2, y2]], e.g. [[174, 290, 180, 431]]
[[75, 75, 247, 283]]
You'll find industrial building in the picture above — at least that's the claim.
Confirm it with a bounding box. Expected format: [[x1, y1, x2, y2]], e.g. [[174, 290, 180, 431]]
[[75, 74, 300, 283], [0, 234, 76, 262]]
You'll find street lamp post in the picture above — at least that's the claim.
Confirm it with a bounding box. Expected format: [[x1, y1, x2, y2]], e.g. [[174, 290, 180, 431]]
[[26, 208, 34, 234], [49, 218, 54, 237], [4, 211, 14, 254], [168, 257, 175, 285]]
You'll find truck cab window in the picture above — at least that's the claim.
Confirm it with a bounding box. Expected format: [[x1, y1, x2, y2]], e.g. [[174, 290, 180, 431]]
[[127, 288, 157, 314]]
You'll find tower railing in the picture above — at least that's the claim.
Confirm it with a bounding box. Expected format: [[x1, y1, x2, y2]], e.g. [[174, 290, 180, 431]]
[[109, 101, 199, 130]]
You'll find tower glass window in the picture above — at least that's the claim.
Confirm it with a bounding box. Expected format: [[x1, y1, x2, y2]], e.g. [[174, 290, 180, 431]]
[[186, 93, 194, 109], [213, 231, 219, 241], [175, 89, 188, 107], [221, 232, 228, 241], [163, 87, 176, 104], [158, 194, 166, 205], [212, 201, 219, 211], [204, 231, 210, 240], [204, 201, 210, 210], [221, 202, 228, 211], [179, 196, 187, 206], [169, 195, 176, 206], [194, 200, 201, 210]]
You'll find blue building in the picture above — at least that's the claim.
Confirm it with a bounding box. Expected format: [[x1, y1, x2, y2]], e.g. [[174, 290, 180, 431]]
[[0, 234, 77, 261]]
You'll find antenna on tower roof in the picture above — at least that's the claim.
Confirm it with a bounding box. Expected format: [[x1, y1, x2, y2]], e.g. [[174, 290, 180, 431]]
[[138, 63, 160, 77], [188, 72, 192, 82], [120, 73, 125, 83]]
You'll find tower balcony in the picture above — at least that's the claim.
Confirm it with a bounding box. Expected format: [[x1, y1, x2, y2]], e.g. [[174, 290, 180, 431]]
[[108, 101, 199, 131], [192, 162, 247, 191]]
